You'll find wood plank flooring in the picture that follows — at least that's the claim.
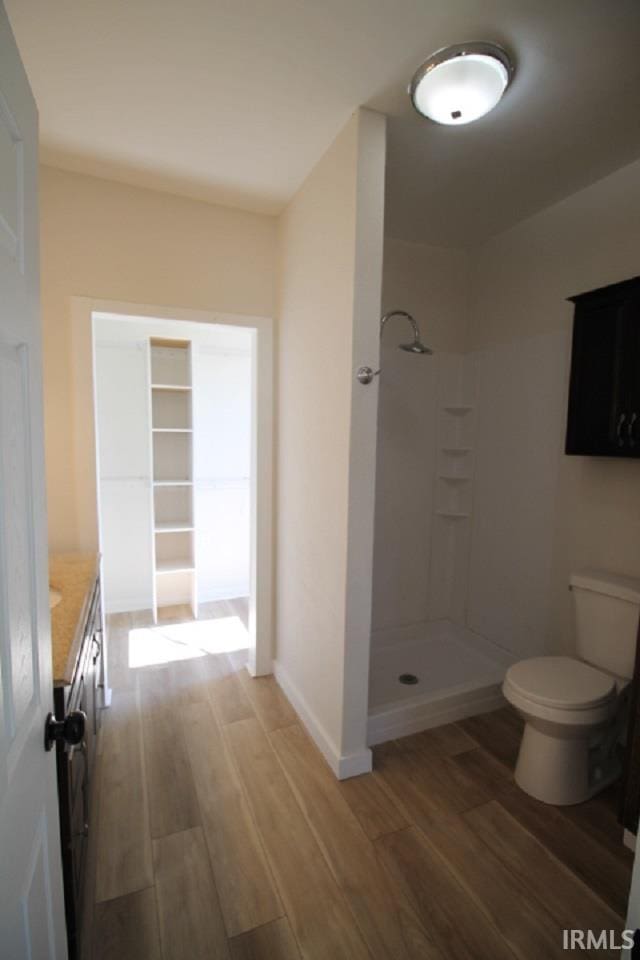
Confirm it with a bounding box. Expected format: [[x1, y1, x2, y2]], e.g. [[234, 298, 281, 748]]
[[84, 602, 633, 960], [153, 827, 230, 960]]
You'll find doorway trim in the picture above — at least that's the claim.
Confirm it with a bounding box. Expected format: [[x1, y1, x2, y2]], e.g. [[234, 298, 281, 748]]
[[70, 296, 274, 677]]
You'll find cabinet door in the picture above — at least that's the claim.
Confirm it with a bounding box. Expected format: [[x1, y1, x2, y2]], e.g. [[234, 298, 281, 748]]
[[566, 299, 625, 455], [620, 292, 640, 454], [566, 278, 640, 457], [83, 647, 96, 775]]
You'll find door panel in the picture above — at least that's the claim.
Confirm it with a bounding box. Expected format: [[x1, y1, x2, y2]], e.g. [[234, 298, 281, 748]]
[[0, 5, 67, 957], [1, 343, 36, 734], [0, 85, 23, 263], [21, 814, 58, 960]]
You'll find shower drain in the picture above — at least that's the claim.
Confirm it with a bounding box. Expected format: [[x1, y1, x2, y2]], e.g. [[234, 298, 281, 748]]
[[398, 673, 419, 685]]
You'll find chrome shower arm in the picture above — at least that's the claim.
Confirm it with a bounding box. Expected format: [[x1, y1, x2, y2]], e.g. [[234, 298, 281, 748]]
[[357, 307, 431, 386], [380, 310, 420, 343]]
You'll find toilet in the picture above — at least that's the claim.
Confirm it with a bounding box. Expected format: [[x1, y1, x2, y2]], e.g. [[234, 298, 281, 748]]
[[503, 569, 640, 805]]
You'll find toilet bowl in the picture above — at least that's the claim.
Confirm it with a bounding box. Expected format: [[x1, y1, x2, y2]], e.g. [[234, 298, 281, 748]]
[[503, 656, 624, 805], [503, 569, 640, 806]]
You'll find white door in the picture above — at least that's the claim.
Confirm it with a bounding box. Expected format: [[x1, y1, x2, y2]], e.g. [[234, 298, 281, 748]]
[[0, 6, 67, 958]]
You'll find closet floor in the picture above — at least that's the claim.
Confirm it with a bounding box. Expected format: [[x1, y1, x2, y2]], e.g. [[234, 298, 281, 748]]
[[82, 604, 633, 960]]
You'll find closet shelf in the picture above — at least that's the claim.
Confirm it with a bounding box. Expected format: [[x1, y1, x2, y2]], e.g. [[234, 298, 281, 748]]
[[149, 338, 197, 620], [155, 522, 194, 533], [436, 510, 471, 519], [151, 383, 192, 392], [442, 405, 474, 414], [153, 480, 193, 487], [152, 427, 193, 433], [156, 559, 195, 574]]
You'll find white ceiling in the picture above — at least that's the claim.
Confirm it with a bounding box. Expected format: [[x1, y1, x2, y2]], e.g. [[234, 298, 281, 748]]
[[7, 0, 640, 246]]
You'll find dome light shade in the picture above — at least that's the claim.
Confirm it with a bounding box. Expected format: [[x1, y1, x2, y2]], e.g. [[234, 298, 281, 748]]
[[410, 42, 513, 126]]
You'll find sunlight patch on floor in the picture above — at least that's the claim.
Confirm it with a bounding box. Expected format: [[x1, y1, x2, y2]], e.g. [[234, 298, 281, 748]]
[[128, 615, 249, 668]]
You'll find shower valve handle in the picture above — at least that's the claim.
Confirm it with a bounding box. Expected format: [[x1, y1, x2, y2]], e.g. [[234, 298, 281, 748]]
[[356, 366, 380, 385]]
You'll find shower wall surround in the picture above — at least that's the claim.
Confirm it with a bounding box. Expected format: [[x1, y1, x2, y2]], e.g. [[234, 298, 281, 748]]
[[372, 239, 469, 636], [372, 321, 568, 662], [427, 354, 477, 625], [374, 155, 640, 666]]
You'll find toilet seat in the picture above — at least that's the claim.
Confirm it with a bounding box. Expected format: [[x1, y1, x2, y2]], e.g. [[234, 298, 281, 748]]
[[504, 656, 616, 711]]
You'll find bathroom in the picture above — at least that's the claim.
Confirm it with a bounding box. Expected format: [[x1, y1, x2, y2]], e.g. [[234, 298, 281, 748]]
[[368, 107, 640, 802], [5, 5, 640, 957]]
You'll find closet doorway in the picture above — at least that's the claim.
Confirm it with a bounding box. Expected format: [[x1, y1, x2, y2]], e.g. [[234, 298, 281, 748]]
[[76, 302, 273, 678]]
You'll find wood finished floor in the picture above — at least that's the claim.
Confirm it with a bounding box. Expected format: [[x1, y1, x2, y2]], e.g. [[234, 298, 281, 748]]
[[83, 602, 633, 960]]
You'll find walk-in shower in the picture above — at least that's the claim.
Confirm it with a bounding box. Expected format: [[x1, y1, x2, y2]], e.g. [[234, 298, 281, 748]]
[[357, 309, 432, 384], [367, 323, 511, 745]]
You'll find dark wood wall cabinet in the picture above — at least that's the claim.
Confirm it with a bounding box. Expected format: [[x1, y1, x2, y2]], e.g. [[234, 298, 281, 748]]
[[566, 276, 640, 457], [52, 568, 104, 960]]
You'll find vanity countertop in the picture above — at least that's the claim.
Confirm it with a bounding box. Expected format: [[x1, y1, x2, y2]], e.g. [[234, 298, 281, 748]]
[[49, 552, 100, 686]]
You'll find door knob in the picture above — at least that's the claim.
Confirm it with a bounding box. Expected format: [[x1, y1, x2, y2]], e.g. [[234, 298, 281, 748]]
[[44, 710, 86, 752]]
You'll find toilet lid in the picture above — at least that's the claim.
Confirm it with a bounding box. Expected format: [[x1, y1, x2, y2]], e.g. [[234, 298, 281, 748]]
[[505, 656, 616, 710]]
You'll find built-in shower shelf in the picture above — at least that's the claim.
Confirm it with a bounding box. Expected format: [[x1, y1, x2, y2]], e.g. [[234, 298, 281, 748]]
[[442, 405, 474, 414], [436, 510, 471, 519], [439, 475, 471, 483], [441, 446, 472, 455]]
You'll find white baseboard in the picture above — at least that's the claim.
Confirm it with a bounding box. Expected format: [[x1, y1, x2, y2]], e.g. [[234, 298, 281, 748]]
[[336, 747, 373, 779], [273, 660, 372, 780], [367, 684, 506, 746]]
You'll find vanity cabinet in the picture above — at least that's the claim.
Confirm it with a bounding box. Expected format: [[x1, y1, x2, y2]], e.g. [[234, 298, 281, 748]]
[[52, 564, 104, 960], [566, 276, 640, 457]]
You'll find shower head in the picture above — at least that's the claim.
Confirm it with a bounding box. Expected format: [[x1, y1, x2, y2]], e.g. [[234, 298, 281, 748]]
[[380, 310, 433, 356], [399, 338, 433, 355], [356, 308, 433, 385]]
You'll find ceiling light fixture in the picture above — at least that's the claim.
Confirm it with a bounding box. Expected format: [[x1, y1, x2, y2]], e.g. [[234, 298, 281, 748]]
[[409, 42, 513, 126]]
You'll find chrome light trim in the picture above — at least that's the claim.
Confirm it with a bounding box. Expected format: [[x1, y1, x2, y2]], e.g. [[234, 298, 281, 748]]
[[409, 41, 515, 119]]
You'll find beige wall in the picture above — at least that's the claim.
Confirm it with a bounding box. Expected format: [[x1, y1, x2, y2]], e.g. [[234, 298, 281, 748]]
[[40, 165, 277, 550], [41, 118, 387, 774], [468, 157, 640, 655], [276, 109, 385, 775]]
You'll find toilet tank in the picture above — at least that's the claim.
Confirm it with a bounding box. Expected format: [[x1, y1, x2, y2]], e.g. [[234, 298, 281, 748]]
[[570, 569, 640, 679]]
